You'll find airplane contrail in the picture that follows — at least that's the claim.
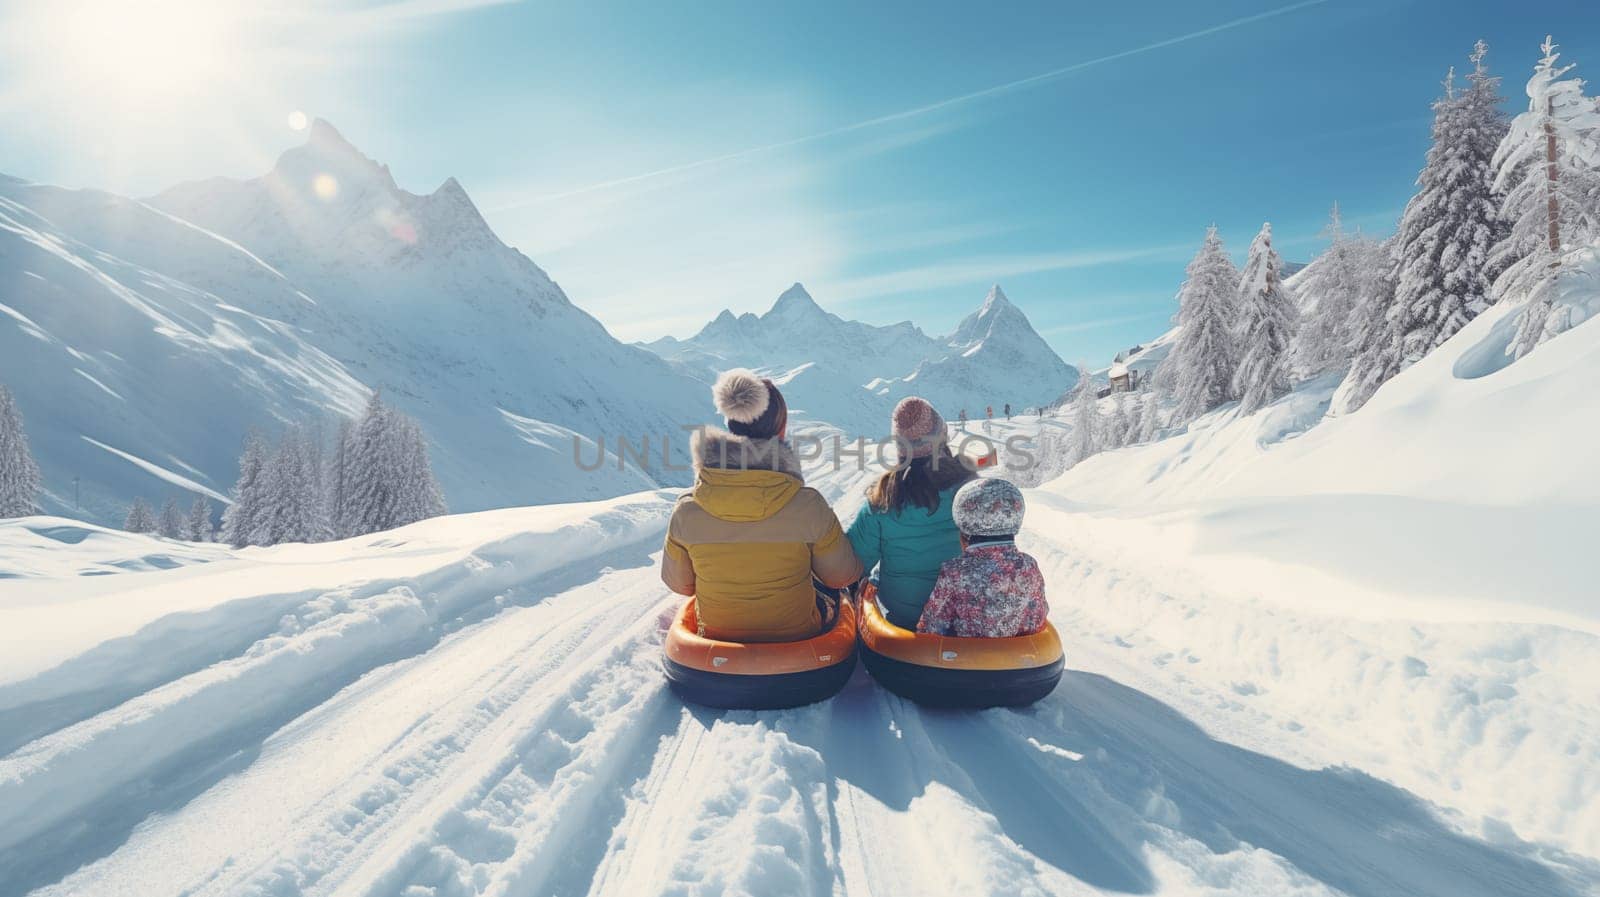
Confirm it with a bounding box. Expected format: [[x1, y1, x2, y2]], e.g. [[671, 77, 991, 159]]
[[491, 0, 1330, 212]]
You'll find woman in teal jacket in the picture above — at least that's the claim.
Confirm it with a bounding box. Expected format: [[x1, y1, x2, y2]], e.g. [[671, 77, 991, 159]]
[[847, 397, 976, 627]]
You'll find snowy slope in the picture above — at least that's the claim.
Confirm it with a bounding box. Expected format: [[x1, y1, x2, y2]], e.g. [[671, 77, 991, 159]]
[[0, 180, 370, 522], [1020, 293, 1600, 858], [643, 283, 1077, 434], [0, 122, 709, 525], [3, 441, 1597, 895]]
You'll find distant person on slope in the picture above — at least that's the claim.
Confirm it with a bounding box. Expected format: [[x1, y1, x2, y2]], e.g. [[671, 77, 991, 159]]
[[917, 477, 1048, 638], [660, 370, 862, 642], [846, 397, 976, 628]]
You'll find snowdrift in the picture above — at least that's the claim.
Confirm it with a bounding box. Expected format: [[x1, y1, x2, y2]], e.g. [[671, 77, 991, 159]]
[[5, 490, 1595, 897], [1057, 297, 1600, 623], [1023, 300, 1600, 856]]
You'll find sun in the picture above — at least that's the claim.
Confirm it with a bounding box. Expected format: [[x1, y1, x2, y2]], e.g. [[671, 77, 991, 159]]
[[24, 0, 240, 104]]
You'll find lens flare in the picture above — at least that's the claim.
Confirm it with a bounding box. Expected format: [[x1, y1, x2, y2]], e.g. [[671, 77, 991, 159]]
[[287, 110, 309, 131], [312, 174, 339, 201]]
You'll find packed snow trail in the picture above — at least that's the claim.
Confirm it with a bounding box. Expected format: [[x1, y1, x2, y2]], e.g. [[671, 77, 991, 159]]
[[3, 461, 1598, 895]]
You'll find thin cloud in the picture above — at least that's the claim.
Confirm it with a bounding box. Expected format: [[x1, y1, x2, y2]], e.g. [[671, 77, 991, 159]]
[[1041, 310, 1172, 337], [493, 0, 1330, 211], [336, 0, 518, 24], [823, 243, 1195, 306]]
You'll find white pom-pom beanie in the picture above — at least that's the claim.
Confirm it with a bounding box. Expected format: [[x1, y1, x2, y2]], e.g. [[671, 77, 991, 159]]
[[712, 369, 787, 438]]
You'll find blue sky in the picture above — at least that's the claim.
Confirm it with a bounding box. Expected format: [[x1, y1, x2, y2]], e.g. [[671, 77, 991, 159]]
[[2, 0, 1596, 363]]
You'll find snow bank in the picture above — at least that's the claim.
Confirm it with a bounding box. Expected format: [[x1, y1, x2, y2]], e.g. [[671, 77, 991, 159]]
[[0, 492, 675, 875], [1023, 302, 1600, 854]]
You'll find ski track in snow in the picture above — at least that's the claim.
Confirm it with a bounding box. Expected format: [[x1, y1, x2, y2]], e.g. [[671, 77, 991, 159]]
[[5, 477, 1598, 897]]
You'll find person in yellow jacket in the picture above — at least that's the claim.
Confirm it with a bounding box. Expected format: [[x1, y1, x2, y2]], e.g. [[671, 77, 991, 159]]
[[661, 369, 863, 642]]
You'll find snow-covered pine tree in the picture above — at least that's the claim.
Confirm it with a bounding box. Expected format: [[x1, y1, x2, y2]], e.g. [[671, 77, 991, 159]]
[[1106, 396, 1132, 449], [1333, 243, 1402, 414], [327, 417, 354, 539], [1294, 204, 1380, 376], [1067, 369, 1099, 465], [1167, 225, 1242, 424], [258, 426, 326, 545], [303, 418, 331, 542], [1388, 48, 1511, 365], [1232, 223, 1298, 414], [344, 393, 395, 537], [1490, 35, 1600, 358], [1123, 395, 1144, 445], [124, 497, 156, 533], [157, 497, 184, 538], [187, 497, 213, 542], [392, 415, 447, 526], [340, 393, 447, 536], [0, 385, 42, 518], [221, 430, 270, 548], [1137, 392, 1159, 443]]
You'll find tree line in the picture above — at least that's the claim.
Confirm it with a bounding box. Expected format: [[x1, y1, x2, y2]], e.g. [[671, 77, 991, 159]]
[[220, 392, 446, 547], [0, 385, 446, 547], [1160, 37, 1599, 427]]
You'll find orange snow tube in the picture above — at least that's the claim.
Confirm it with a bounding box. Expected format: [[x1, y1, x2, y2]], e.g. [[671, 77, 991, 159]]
[[858, 585, 1064, 707], [663, 598, 858, 709]]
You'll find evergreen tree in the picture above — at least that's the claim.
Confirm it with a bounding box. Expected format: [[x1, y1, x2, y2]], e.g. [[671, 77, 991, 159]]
[[391, 415, 447, 526], [1137, 392, 1159, 444], [1294, 204, 1380, 376], [303, 418, 331, 542], [342, 393, 447, 537], [221, 430, 270, 548], [1067, 369, 1099, 465], [1389, 47, 1511, 365], [328, 417, 355, 539], [344, 393, 395, 537], [157, 497, 184, 538], [1120, 394, 1145, 444], [1333, 247, 1402, 414], [187, 497, 213, 542], [1106, 396, 1132, 449], [1232, 223, 1298, 414], [1167, 225, 1243, 424], [1491, 35, 1600, 359], [260, 426, 324, 545], [124, 497, 156, 534], [0, 385, 42, 518]]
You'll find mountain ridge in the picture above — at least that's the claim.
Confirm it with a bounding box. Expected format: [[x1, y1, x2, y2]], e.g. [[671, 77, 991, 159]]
[[641, 281, 1078, 432], [0, 122, 710, 523]]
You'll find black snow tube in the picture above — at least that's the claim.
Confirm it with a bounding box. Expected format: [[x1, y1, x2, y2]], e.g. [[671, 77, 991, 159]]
[[857, 594, 1064, 708], [858, 648, 1063, 708], [662, 598, 858, 710]]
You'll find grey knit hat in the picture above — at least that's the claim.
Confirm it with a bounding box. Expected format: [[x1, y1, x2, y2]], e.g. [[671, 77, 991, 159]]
[[891, 396, 946, 460], [951, 477, 1025, 537]]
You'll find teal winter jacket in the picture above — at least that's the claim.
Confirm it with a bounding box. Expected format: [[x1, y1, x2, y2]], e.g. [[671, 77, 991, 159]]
[[845, 484, 965, 628]]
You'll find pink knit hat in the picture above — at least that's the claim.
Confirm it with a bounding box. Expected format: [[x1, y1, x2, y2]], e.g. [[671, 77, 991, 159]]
[[891, 396, 946, 460]]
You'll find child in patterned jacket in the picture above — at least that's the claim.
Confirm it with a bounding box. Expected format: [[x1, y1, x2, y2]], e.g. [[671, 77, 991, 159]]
[[916, 477, 1048, 638]]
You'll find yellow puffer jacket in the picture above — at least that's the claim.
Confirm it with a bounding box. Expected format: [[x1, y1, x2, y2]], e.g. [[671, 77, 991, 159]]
[[660, 429, 862, 642]]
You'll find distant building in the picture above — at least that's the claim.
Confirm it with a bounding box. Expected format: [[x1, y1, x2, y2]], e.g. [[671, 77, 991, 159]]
[[1107, 361, 1139, 394]]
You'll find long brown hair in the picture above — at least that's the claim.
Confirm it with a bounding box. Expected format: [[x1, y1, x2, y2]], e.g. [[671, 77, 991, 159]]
[[867, 445, 975, 515]]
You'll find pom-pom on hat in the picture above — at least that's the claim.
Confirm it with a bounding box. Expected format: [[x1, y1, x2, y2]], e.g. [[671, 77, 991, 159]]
[[712, 368, 788, 439], [890, 396, 946, 460], [951, 477, 1025, 537], [713, 369, 769, 423]]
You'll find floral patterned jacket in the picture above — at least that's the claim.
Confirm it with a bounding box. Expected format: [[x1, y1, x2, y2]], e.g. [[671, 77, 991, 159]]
[[915, 541, 1048, 638]]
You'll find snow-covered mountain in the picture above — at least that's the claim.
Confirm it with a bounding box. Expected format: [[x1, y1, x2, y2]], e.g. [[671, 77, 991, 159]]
[[0, 121, 708, 524], [872, 285, 1078, 418], [644, 283, 1077, 433]]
